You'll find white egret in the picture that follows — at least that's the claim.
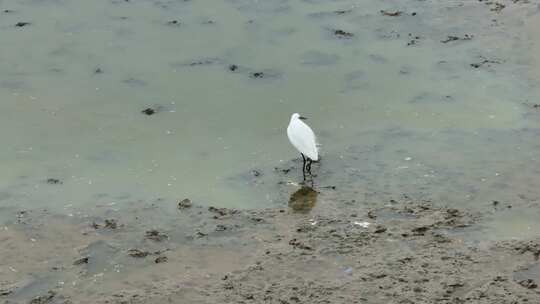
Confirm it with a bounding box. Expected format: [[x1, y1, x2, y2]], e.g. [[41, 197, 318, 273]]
[[287, 113, 319, 180]]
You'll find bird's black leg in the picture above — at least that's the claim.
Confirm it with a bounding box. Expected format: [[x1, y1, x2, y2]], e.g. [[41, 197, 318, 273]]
[[301, 154, 306, 181], [306, 158, 312, 175]]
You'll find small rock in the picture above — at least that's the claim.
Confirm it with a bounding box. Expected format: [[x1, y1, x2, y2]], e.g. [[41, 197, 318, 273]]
[[228, 64, 238, 71], [29, 290, 56, 304], [128, 249, 150, 258], [73, 257, 89, 265], [177, 198, 192, 209], [155, 256, 168, 263], [104, 219, 118, 229], [374, 226, 387, 233], [412, 226, 429, 235], [518, 279, 537, 289], [167, 20, 180, 25]]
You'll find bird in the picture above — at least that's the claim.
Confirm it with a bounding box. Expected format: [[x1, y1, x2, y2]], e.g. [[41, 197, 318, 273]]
[[287, 113, 319, 180]]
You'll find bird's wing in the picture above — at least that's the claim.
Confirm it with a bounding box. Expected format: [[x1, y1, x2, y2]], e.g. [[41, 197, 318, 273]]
[[288, 120, 318, 160]]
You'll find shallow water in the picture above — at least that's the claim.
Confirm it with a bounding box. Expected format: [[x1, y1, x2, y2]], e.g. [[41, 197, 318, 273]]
[[1, 0, 540, 235]]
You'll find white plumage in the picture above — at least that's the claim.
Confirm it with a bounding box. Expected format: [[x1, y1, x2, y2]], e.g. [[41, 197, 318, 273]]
[[287, 113, 318, 161]]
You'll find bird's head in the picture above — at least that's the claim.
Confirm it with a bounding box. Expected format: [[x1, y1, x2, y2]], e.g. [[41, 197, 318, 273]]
[[291, 113, 307, 120]]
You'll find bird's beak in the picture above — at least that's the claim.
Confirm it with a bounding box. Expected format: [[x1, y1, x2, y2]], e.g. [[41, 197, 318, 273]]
[[299, 116, 307, 120]]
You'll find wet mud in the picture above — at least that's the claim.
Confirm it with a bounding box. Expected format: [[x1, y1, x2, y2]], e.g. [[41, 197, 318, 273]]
[[1, 193, 540, 303]]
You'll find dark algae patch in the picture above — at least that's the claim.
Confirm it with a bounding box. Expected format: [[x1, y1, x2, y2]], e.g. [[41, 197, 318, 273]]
[[15, 22, 31, 27], [46, 178, 62, 184], [333, 29, 354, 38], [141, 108, 156, 115]]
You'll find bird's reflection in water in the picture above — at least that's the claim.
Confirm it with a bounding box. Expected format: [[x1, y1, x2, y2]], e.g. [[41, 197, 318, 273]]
[[288, 186, 318, 213]]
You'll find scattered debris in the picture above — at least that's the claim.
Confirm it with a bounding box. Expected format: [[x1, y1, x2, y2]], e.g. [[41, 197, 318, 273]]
[[208, 206, 239, 218], [441, 34, 473, 43], [334, 9, 352, 15], [104, 219, 118, 229], [470, 58, 500, 68], [187, 58, 219, 66], [145, 230, 168, 242], [353, 221, 370, 228], [250, 72, 265, 78], [289, 238, 313, 250], [380, 10, 402, 16], [29, 290, 56, 304], [123, 78, 147, 86], [128, 249, 150, 258], [490, 2, 506, 12], [321, 185, 336, 190], [407, 34, 421, 46], [46, 178, 62, 184], [215, 224, 228, 231]]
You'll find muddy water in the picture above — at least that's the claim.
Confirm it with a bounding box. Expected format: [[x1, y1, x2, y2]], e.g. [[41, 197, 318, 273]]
[[1, 0, 540, 302]]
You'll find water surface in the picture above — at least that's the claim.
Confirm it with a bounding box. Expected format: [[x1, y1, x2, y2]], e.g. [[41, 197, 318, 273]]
[[0, 0, 539, 235]]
